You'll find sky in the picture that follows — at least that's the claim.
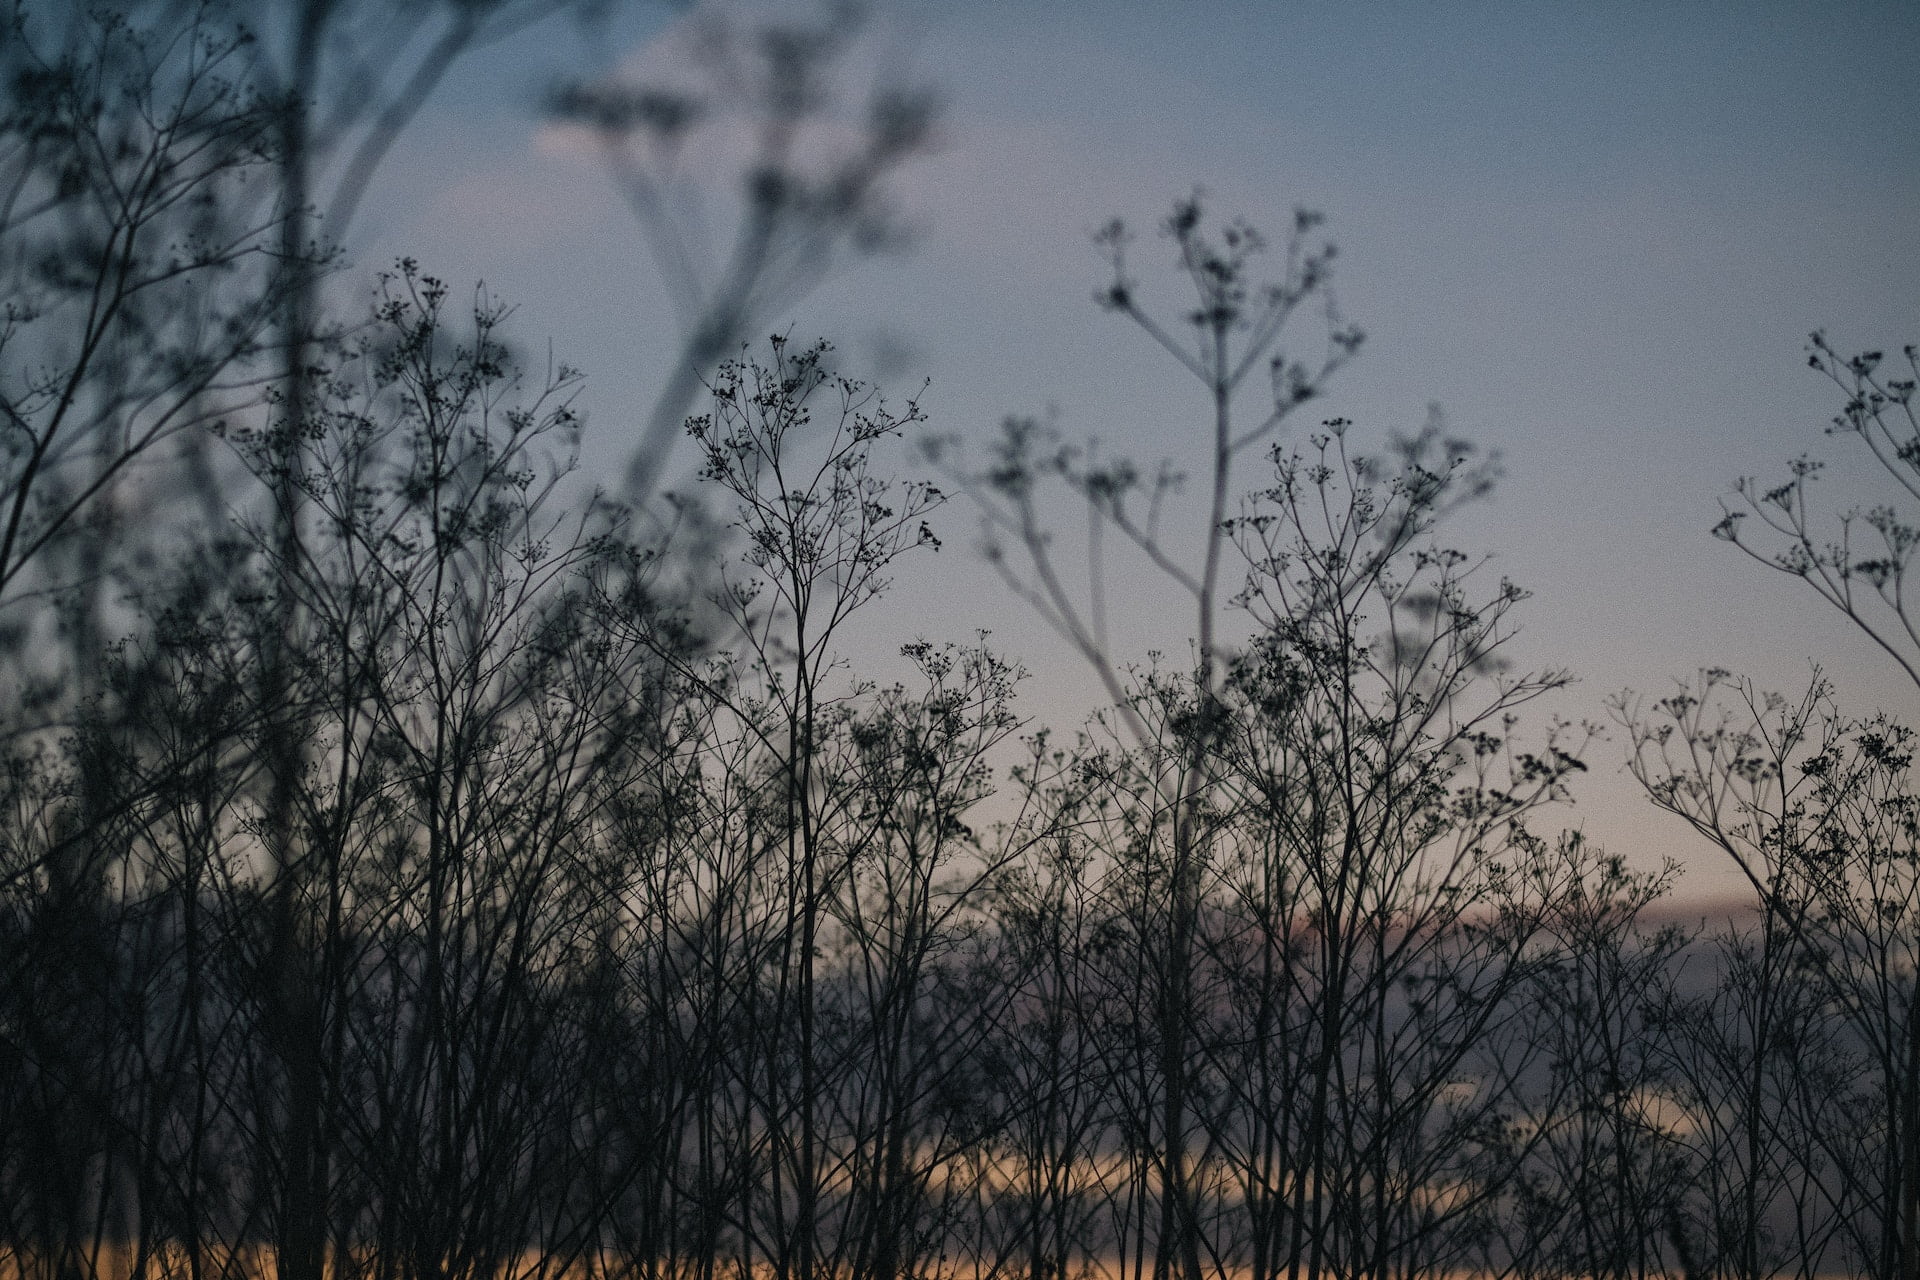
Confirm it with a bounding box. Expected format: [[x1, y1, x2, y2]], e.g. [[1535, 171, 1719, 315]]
[[345, 0, 1920, 903]]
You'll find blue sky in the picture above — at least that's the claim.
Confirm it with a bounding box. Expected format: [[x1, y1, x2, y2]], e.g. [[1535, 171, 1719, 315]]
[[350, 0, 1920, 902]]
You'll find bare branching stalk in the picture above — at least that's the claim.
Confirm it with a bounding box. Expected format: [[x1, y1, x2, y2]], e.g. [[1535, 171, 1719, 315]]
[[548, 3, 940, 504]]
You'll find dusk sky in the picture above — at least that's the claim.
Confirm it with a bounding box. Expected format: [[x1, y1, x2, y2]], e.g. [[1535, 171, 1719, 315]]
[[347, 0, 1920, 902]]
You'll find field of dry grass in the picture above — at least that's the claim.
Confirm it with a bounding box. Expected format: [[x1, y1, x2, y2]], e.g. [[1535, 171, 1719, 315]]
[[0, 1246, 1727, 1280]]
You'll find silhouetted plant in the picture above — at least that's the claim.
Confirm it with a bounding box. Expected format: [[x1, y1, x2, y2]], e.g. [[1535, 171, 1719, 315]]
[[549, 3, 941, 502]]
